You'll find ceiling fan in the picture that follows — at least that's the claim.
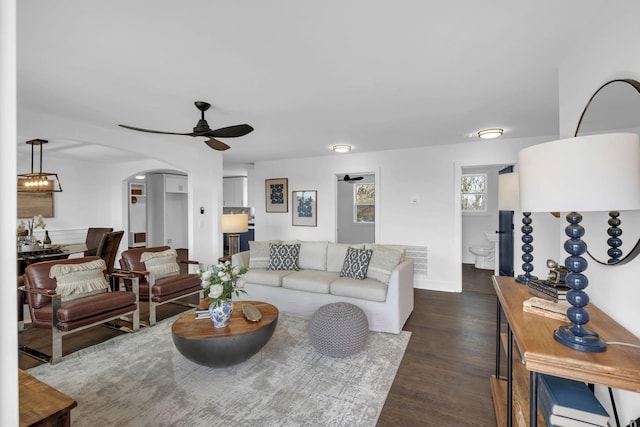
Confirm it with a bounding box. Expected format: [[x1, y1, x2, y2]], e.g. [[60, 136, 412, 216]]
[[118, 101, 253, 151], [339, 174, 364, 183]]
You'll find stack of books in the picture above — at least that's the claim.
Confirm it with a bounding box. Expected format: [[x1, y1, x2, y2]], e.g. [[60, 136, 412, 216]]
[[538, 374, 610, 427], [527, 278, 570, 302], [194, 300, 211, 320]]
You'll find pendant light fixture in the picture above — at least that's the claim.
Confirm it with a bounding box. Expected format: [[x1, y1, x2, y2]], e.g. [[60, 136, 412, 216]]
[[17, 139, 63, 192]]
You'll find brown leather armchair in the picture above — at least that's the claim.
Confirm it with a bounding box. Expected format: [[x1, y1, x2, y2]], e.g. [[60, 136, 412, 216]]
[[119, 246, 202, 325], [84, 227, 113, 256], [21, 256, 140, 364]]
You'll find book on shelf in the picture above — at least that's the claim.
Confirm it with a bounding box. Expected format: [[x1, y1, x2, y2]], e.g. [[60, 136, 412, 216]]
[[527, 286, 565, 303], [539, 391, 606, 427], [538, 374, 610, 426]]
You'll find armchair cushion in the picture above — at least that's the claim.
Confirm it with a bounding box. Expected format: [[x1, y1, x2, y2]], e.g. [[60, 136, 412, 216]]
[[50, 259, 109, 301], [141, 248, 180, 279]]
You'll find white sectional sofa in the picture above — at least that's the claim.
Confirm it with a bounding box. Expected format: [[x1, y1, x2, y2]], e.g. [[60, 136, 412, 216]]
[[232, 240, 414, 334]]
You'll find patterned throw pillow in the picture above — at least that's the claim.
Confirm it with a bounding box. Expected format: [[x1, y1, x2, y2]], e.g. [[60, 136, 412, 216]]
[[340, 248, 373, 280], [268, 243, 301, 271]]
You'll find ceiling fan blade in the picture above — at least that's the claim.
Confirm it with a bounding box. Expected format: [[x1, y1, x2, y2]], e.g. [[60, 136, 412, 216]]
[[204, 138, 231, 151], [118, 124, 195, 136], [209, 124, 254, 138]]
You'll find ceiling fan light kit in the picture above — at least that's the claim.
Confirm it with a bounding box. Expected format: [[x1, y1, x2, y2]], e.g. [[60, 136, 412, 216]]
[[477, 128, 504, 139], [118, 101, 254, 151], [332, 144, 352, 153]]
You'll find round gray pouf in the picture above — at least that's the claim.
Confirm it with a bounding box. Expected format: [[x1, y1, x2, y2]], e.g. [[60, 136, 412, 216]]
[[309, 302, 369, 358]]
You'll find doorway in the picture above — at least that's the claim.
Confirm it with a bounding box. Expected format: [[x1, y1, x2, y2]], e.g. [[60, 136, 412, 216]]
[[336, 172, 375, 244], [460, 164, 506, 294]]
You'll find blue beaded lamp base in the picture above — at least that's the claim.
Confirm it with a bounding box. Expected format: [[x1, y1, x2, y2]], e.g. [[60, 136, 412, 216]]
[[554, 325, 606, 352], [555, 212, 607, 353], [515, 212, 537, 284]]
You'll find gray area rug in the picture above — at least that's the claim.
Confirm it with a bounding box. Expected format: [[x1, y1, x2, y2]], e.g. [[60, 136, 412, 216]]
[[28, 312, 411, 427]]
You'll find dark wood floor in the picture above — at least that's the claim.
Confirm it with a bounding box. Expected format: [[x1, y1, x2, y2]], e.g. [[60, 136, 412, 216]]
[[19, 264, 498, 426], [377, 264, 497, 426]]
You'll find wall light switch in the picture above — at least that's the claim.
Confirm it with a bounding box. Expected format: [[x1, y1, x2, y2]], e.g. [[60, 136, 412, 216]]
[[410, 196, 420, 204]]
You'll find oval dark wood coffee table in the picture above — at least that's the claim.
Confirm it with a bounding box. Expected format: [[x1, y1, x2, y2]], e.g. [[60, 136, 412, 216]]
[[171, 301, 278, 367]]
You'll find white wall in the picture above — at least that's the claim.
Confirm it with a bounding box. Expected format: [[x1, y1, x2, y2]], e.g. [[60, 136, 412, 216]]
[[253, 135, 550, 291], [555, 1, 640, 419]]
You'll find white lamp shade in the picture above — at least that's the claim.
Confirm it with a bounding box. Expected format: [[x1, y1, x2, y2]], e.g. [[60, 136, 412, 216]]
[[221, 214, 249, 233], [498, 172, 520, 211], [518, 133, 640, 213]]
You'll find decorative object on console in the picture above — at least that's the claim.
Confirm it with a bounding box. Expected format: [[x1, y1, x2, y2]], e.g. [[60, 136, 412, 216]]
[[265, 178, 288, 212], [17, 139, 63, 193], [221, 213, 249, 257], [498, 172, 536, 283], [519, 132, 640, 352], [198, 261, 248, 327], [292, 190, 317, 226]]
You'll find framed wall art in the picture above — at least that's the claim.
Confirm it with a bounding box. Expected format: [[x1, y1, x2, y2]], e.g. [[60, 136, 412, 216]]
[[292, 190, 317, 226], [265, 178, 288, 212]]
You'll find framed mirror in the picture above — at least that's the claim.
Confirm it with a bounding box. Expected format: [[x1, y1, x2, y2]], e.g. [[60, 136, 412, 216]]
[[575, 79, 640, 265]]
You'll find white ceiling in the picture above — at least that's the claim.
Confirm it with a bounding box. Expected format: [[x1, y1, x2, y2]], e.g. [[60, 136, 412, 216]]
[[16, 1, 607, 171]]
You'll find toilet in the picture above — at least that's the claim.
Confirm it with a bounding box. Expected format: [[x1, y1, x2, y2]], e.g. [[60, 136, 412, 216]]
[[469, 232, 497, 270], [469, 245, 494, 269]]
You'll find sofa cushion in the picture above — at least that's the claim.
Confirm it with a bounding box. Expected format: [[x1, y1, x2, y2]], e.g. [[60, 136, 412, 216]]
[[242, 269, 293, 287], [141, 248, 180, 279], [249, 240, 280, 269], [282, 270, 338, 294], [268, 243, 301, 271], [298, 241, 329, 271], [366, 246, 404, 284], [365, 243, 407, 258], [50, 259, 109, 301], [330, 276, 388, 302], [340, 248, 373, 280], [327, 243, 364, 272]]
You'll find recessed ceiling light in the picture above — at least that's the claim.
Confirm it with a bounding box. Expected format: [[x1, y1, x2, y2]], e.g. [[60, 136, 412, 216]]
[[135, 175, 145, 180], [332, 144, 352, 153], [477, 128, 504, 139]]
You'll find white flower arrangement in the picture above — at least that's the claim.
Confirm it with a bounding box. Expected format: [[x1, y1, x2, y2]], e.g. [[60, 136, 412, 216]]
[[197, 261, 248, 307]]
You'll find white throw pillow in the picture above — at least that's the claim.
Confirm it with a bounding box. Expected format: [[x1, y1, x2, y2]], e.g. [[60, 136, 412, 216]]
[[249, 240, 281, 269], [297, 241, 329, 270], [141, 249, 180, 279], [50, 259, 109, 301], [366, 246, 404, 284]]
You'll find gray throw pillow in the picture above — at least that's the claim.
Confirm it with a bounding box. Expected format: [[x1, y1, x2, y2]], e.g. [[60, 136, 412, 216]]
[[340, 248, 373, 280], [268, 243, 301, 271]]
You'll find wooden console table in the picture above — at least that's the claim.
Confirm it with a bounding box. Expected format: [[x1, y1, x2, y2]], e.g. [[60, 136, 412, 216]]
[[19, 369, 77, 426], [491, 275, 640, 426]]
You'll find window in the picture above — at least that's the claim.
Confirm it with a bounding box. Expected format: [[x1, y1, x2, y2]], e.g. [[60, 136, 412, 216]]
[[354, 183, 375, 223], [461, 173, 487, 212]]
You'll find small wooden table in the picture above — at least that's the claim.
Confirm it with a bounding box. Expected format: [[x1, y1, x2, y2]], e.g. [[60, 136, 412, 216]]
[[19, 369, 77, 426], [172, 301, 279, 367], [491, 276, 640, 426]]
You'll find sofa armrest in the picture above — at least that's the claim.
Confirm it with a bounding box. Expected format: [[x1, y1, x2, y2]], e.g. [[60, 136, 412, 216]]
[[232, 251, 250, 268], [385, 258, 414, 333]]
